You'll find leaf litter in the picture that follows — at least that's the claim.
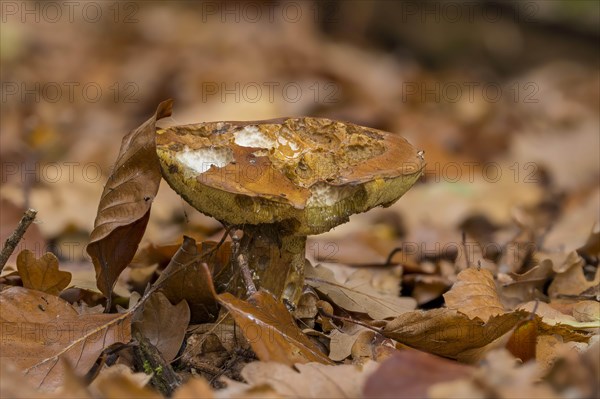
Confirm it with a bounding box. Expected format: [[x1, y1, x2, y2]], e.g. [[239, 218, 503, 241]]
[[1, 4, 599, 398]]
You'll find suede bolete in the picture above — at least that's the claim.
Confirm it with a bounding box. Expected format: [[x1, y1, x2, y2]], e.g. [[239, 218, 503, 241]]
[[156, 117, 424, 305]]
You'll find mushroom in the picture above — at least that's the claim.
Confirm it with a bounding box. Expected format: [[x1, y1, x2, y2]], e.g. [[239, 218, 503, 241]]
[[156, 117, 424, 305]]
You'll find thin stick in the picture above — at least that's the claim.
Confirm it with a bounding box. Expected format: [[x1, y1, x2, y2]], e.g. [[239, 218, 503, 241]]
[[0, 208, 37, 272]]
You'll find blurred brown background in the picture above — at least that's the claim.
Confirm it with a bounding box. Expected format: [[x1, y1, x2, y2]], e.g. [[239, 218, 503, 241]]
[[1, 0, 598, 268]]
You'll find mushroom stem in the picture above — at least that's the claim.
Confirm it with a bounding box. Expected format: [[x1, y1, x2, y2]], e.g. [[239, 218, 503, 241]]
[[237, 224, 305, 305]]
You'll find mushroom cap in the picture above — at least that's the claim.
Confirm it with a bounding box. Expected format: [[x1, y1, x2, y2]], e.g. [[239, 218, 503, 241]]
[[156, 117, 424, 235]]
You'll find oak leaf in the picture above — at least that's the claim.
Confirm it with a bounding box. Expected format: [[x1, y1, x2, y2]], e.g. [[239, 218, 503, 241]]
[[443, 267, 505, 322], [0, 286, 131, 390], [16, 250, 71, 295]]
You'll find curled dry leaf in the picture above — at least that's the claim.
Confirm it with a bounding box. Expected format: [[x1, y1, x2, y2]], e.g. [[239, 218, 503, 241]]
[[548, 258, 600, 298], [0, 286, 131, 391], [218, 291, 332, 366], [86, 100, 173, 300], [157, 236, 227, 323], [382, 308, 527, 361], [305, 264, 416, 320], [16, 250, 71, 296], [133, 292, 190, 363], [443, 267, 505, 322]]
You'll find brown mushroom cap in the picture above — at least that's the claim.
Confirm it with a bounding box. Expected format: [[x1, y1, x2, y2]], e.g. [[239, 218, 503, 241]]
[[156, 117, 424, 235]]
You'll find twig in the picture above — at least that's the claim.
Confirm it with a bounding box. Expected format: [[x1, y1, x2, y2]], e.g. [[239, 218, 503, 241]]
[[0, 208, 37, 272]]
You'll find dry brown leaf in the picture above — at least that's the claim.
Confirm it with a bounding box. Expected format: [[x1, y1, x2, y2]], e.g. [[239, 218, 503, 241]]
[[0, 360, 91, 399], [229, 361, 379, 398], [0, 286, 131, 390], [443, 267, 505, 322], [305, 264, 416, 320], [133, 292, 190, 362], [86, 100, 172, 300], [548, 259, 600, 298], [328, 323, 371, 362], [218, 291, 332, 366], [16, 250, 72, 296], [499, 260, 553, 307], [383, 308, 526, 360], [572, 300, 600, 322], [172, 377, 214, 399], [158, 236, 226, 323], [362, 350, 474, 399], [428, 349, 558, 399], [518, 301, 600, 330], [89, 364, 161, 399]]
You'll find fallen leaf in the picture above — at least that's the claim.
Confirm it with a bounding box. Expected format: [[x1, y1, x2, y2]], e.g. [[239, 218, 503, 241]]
[[506, 317, 539, 362], [548, 259, 600, 297], [89, 364, 160, 399], [86, 100, 173, 300], [172, 377, 214, 399], [382, 308, 526, 360], [158, 236, 227, 323], [0, 286, 131, 390], [518, 301, 600, 329], [218, 291, 332, 366], [428, 349, 558, 399], [305, 264, 416, 320], [363, 350, 473, 399], [16, 250, 71, 295], [499, 260, 553, 307], [133, 292, 190, 362], [0, 360, 91, 399], [572, 300, 600, 323], [443, 267, 505, 322], [328, 322, 371, 361], [229, 361, 379, 398]]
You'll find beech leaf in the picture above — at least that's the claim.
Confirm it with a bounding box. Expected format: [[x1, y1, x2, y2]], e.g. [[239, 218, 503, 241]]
[[305, 264, 416, 320], [0, 286, 131, 390], [16, 250, 71, 295], [86, 100, 173, 299], [230, 361, 379, 398], [382, 308, 527, 360], [443, 267, 505, 322], [158, 236, 226, 323], [363, 350, 474, 399], [218, 291, 332, 366], [133, 292, 190, 362]]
